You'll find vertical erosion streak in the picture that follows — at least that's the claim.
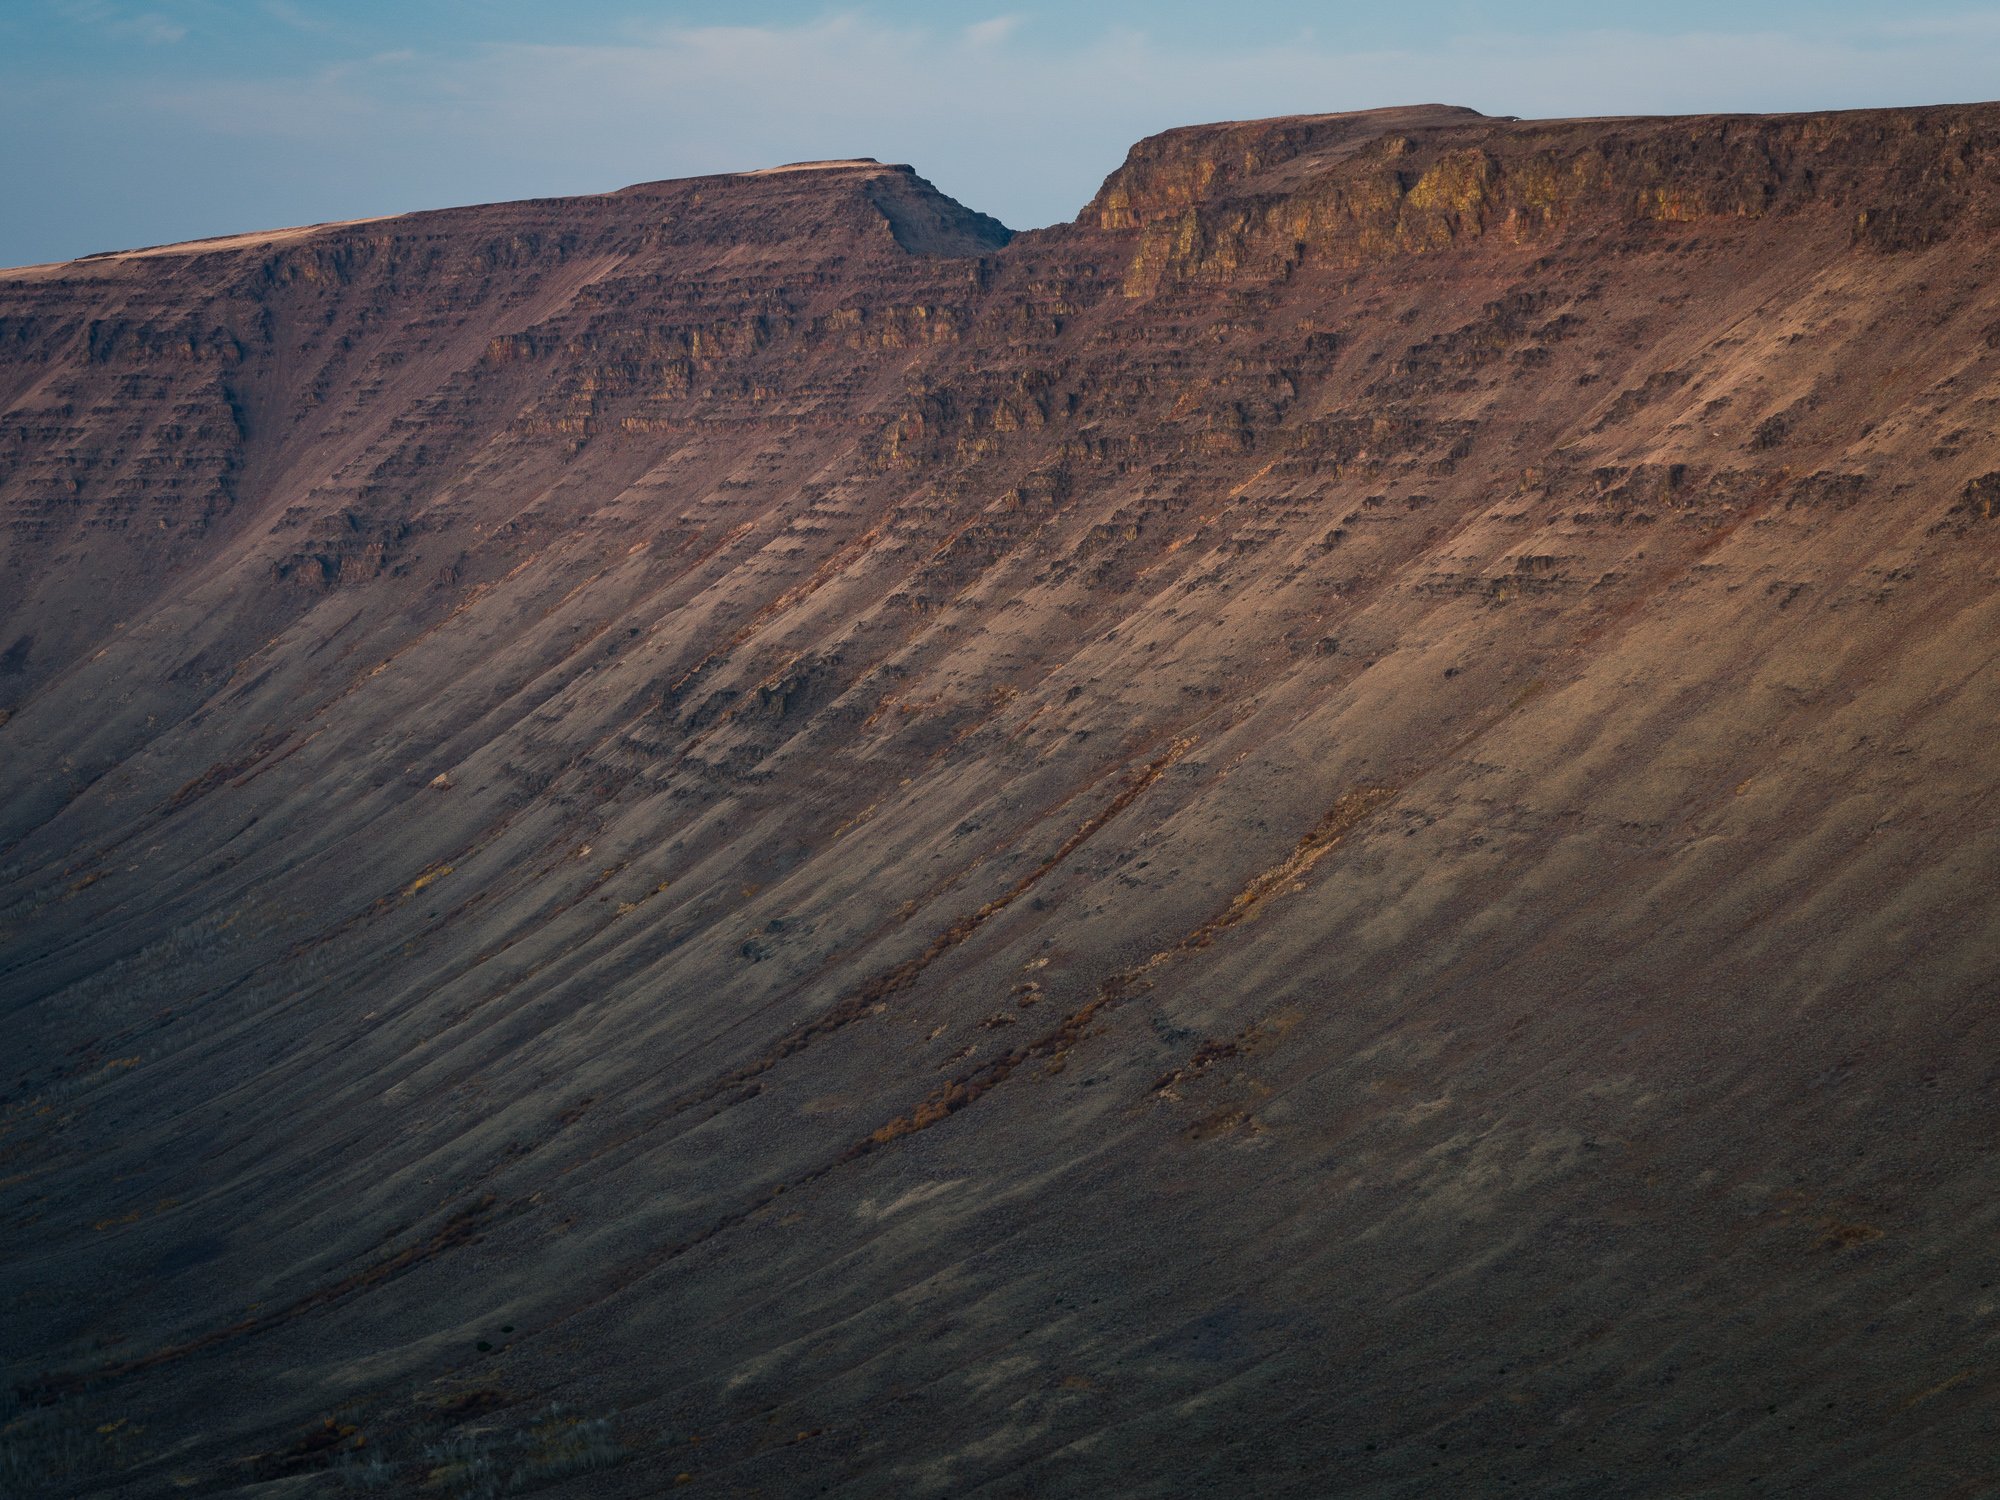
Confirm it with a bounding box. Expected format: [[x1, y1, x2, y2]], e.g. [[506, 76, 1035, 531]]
[[586, 733, 1201, 1154], [544, 780, 1404, 1319], [23, 1194, 511, 1400], [842, 782, 1400, 1154]]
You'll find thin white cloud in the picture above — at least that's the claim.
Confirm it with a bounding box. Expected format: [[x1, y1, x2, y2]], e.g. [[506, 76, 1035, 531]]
[[259, 0, 336, 34], [57, 0, 185, 44], [965, 15, 1023, 47], [1860, 11, 2000, 40]]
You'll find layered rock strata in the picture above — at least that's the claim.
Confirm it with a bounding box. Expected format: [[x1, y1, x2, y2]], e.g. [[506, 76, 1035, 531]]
[[3, 107, 1998, 1497]]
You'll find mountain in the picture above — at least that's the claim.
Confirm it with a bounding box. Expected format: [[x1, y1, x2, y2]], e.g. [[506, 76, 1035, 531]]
[[3, 104, 1997, 1497]]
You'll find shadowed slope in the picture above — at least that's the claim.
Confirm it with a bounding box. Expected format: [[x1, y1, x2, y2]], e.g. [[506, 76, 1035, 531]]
[[2, 105, 1998, 1498]]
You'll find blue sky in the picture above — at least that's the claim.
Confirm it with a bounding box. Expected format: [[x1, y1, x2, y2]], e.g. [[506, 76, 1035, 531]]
[[5, 1, 2000, 266]]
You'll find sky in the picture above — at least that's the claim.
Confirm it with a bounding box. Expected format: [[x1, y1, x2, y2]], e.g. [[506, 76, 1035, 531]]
[[5, 1, 2000, 267]]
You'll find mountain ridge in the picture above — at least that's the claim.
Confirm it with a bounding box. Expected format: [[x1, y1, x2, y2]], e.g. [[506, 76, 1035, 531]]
[[2, 101, 1998, 1498]]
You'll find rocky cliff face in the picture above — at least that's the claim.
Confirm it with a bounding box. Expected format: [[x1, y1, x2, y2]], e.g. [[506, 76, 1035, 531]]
[[3, 107, 1997, 1498]]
